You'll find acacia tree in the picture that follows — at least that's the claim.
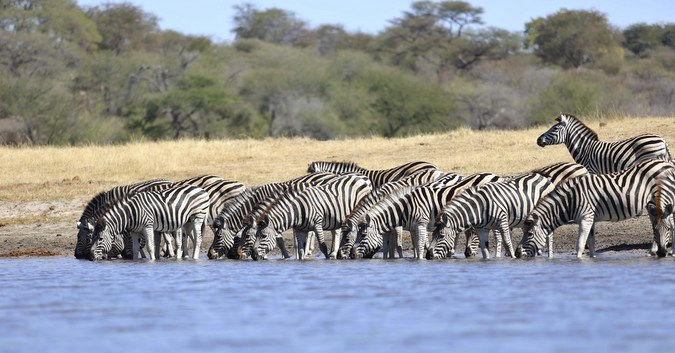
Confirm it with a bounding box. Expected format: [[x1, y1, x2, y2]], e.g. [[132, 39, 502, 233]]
[[85, 2, 158, 54], [231, 3, 307, 46], [525, 9, 623, 69]]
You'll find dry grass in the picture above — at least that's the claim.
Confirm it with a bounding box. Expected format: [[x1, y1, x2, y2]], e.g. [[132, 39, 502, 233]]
[[1, 116, 673, 203]]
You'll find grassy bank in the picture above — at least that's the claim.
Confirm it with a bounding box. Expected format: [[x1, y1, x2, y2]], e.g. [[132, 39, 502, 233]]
[[1, 116, 673, 203]]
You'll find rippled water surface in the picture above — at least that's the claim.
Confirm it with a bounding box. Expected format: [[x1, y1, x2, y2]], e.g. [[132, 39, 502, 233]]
[[1, 254, 675, 353]]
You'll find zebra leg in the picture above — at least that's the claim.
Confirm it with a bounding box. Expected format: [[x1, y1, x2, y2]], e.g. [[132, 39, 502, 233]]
[[477, 228, 490, 259], [295, 231, 308, 260], [576, 218, 595, 258], [395, 226, 404, 258], [587, 225, 596, 258], [175, 228, 184, 259], [494, 230, 502, 258], [547, 231, 554, 258], [142, 226, 156, 260], [191, 216, 206, 260], [329, 230, 339, 259], [415, 224, 428, 260], [153, 231, 162, 259], [313, 225, 330, 259], [499, 222, 516, 258], [163, 232, 175, 258], [276, 236, 291, 259]]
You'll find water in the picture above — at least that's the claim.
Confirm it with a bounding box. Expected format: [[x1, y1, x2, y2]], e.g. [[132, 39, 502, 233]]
[[1, 254, 674, 353]]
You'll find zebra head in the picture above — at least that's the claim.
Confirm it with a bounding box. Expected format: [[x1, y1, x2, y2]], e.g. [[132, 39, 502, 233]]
[[237, 215, 258, 260], [516, 215, 546, 258], [208, 215, 236, 259], [336, 222, 356, 259], [647, 201, 674, 258], [75, 219, 95, 259], [252, 215, 278, 261], [426, 214, 460, 259], [536, 114, 569, 147], [90, 218, 114, 261], [350, 215, 382, 259]]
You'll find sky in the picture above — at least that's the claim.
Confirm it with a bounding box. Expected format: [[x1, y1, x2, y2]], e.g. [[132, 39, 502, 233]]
[[75, 0, 675, 43]]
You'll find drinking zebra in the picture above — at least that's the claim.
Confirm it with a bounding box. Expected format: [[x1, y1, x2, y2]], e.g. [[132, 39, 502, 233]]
[[336, 168, 455, 259], [167, 175, 246, 258], [207, 172, 337, 259], [75, 179, 171, 260], [351, 172, 504, 259], [536, 113, 672, 174], [648, 178, 675, 257], [90, 184, 209, 260], [427, 172, 555, 259], [516, 159, 675, 258], [307, 160, 437, 187], [244, 173, 372, 260], [459, 161, 589, 258]]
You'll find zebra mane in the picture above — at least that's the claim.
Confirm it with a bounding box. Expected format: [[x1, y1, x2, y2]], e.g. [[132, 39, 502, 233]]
[[560, 113, 599, 141], [309, 160, 363, 173]]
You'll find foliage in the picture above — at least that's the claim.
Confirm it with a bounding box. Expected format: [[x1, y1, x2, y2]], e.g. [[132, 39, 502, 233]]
[[0, 0, 673, 145], [525, 9, 624, 70]]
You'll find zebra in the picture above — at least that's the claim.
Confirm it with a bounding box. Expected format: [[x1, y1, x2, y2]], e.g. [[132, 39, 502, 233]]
[[206, 172, 337, 259], [427, 172, 555, 259], [245, 173, 372, 260], [536, 113, 672, 174], [90, 184, 210, 261], [307, 160, 437, 187], [459, 161, 589, 258], [75, 179, 171, 260], [336, 168, 455, 259], [351, 172, 504, 259], [648, 177, 675, 257], [161, 175, 245, 258], [516, 159, 675, 259]]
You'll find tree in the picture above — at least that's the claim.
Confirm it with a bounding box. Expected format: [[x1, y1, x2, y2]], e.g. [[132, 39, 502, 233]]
[[623, 23, 664, 56], [525, 9, 623, 69], [85, 2, 158, 54], [231, 3, 307, 46]]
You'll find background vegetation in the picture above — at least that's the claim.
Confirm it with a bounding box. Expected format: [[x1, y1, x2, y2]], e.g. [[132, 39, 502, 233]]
[[0, 0, 673, 145]]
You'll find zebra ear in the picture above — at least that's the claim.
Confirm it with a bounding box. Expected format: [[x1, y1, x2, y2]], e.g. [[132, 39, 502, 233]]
[[365, 214, 371, 225], [261, 215, 270, 226], [647, 202, 657, 216], [666, 204, 674, 216], [246, 215, 256, 225]]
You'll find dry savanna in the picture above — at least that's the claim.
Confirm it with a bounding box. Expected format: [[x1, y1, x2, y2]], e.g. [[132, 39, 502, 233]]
[[1, 116, 674, 258]]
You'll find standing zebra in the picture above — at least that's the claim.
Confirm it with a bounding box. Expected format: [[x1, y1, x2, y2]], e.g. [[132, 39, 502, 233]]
[[90, 184, 209, 260], [307, 160, 437, 187], [75, 179, 171, 259], [536, 113, 671, 174], [351, 172, 504, 259], [427, 172, 555, 259], [337, 168, 455, 259], [516, 159, 675, 258], [207, 172, 337, 259], [246, 174, 372, 260]]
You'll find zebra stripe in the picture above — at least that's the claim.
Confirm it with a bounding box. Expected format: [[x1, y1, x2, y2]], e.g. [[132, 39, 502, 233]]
[[307, 160, 437, 187], [207, 172, 337, 259], [75, 179, 171, 259], [248, 174, 372, 260], [337, 168, 455, 259], [90, 184, 209, 260], [536, 114, 672, 174], [351, 172, 504, 259], [427, 173, 555, 259], [516, 159, 675, 258]]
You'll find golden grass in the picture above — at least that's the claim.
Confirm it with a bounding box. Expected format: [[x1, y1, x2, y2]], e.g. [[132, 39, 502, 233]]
[[1, 116, 673, 203]]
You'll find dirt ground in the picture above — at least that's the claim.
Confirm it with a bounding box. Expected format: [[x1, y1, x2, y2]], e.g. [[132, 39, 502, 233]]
[[0, 197, 662, 259]]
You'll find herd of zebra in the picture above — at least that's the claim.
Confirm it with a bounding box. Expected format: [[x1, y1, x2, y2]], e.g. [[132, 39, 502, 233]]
[[75, 114, 675, 261]]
